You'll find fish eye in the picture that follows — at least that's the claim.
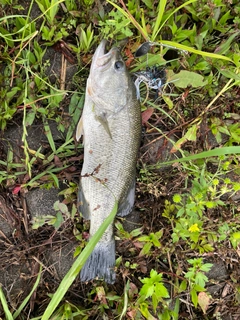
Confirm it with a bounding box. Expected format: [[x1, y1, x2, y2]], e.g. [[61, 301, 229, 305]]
[[114, 61, 124, 70]]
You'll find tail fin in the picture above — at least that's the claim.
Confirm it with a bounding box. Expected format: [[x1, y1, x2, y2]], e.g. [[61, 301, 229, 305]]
[[80, 239, 116, 284]]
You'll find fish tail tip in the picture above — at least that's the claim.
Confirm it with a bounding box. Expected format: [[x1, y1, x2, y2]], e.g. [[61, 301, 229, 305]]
[[80, 240, 116, 284]]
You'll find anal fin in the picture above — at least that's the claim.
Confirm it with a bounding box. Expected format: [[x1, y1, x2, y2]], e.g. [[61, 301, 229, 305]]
[[117, 175, 136, 217]]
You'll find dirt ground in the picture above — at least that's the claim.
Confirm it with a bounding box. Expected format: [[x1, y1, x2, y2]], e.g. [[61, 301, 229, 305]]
[[0, 2, 240, 320]]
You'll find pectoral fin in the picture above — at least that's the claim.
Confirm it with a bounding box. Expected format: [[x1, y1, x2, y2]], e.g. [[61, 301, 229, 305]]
[[76, 116, 83, 142], [95, 113, 112, 139]]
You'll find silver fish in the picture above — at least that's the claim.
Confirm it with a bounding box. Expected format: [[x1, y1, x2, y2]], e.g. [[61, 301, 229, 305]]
[[76, 40, 141, 283]]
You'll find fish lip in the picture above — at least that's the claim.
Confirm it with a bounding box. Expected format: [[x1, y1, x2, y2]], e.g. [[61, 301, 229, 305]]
[[92, 39, 108, 63], [91, 40, 119, 69]]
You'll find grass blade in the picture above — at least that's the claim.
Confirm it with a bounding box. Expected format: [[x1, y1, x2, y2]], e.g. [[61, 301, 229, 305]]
[[41, 202, 118, 320], [13, 266, 42, 319], [149, 146, 240, 170], [152, 0, 197, 41], [107, 0, 148, 39], [152, 0, 167, 41], [159, 40, 234, 63], [43, 118, 56, 153], [0, 286, 14, 320]]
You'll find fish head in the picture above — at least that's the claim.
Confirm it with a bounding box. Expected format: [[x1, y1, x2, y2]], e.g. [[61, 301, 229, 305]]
[[87, 40, 134, 112]]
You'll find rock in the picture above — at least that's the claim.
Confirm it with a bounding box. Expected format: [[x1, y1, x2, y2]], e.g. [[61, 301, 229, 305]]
[[0, 263, 30, 308], [43, 47, 78, 90], [46, 242, 76, 280], [3, 120, 65, 154], [121, 210, 141, 233], [0, 196, 15, 237], [26, 187, 63, 218]]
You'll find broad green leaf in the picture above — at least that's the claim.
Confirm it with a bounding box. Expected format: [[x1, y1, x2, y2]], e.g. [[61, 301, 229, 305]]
[[179, 280, 187, 292], [170, 70, 208, 88], [155, 283, 170, 298], [25, 110, 36, 126], [130, 228, 143, 237]]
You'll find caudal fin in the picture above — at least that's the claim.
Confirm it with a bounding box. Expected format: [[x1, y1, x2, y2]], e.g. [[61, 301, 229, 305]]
[[80, 239, 116, 284]]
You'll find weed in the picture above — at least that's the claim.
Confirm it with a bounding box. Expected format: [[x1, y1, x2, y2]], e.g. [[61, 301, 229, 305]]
[[139, 270, 169, 313], [184, 258, 212, 309]]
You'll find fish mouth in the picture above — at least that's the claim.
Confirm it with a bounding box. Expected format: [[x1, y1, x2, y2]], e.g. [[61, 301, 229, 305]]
[[91, 40, 119, 69]]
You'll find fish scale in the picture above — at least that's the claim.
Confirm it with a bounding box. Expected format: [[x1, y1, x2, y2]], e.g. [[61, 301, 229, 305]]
[[76, 40, 141, 283]]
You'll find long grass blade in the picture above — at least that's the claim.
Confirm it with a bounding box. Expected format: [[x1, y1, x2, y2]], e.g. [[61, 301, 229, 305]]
[[107, 0, 148, 39], [152, 0, 167, 41], [0, 286, 14, 320], [152, 0, 197, 41], [13, 266, 42, 319], [159, 40, 234, 63], [149, 146, 240, 170], [41, 202, 118, 320]]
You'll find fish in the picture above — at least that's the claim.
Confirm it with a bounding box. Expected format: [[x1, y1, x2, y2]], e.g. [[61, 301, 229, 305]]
[[76, 40, 142, 283]]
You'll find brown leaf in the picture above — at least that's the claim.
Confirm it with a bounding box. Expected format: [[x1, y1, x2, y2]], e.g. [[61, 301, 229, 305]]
[[141, 108, 154, 125], [198, 291, 211, 314]]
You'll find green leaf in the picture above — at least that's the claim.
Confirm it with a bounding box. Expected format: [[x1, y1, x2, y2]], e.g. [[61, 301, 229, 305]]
[[139, 302, 156, 320], [140, 242, 152, 256], [214, 31, 240, 55], [150, 233, 161, 247], [170, 70, 208, 88], [43, 118, 56, 153], [179, 280, 187, 292], [195, 273, 208, 287], [149, 146, 240, 169], [25, 110, 36, 126], [152, 292, 158, 312], [155, 283, 169, 298], [162, 95, 173, 109], [200, 263, 213, 272], [219, 69, 240, 81], [173, 194, 182, 203], [190, 288, 198, 307], [185, 124, 198, 141], [130, 227, 143, 237], [53, 212, 64, 229]]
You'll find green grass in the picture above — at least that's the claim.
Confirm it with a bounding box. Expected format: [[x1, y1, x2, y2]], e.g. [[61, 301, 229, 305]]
[[0, 0, 240, 319]]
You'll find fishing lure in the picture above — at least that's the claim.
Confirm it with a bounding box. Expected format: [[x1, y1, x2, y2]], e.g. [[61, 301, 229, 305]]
[[134, 65, 167, 100]]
